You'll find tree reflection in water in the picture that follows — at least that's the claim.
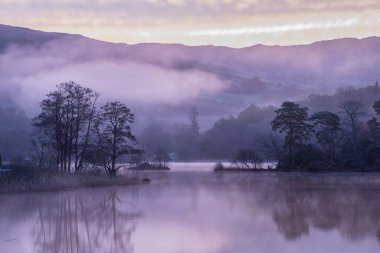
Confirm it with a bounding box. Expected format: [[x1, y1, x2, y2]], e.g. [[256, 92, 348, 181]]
[[2, 171, 380, 253], [269, 174, 380, 242], [33, 189, 142, 253]]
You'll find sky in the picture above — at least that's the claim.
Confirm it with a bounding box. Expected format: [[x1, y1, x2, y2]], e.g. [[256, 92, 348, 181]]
[[0, 0, 380, 48], [0, 0, 380, 47]]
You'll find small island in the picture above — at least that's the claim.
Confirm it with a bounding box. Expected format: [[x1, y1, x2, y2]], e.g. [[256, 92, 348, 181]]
[[127, 148, 171, 170], [128, 162, 170, 171]]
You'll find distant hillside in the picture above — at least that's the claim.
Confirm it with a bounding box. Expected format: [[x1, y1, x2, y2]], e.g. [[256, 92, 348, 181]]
[[0, 24, 379, 129], [0, 24, 69, 52]]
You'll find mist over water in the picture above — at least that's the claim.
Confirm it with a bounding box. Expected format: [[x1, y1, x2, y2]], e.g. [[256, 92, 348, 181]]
[[1, 5, 380, 253], [1, 164, 380, 253]]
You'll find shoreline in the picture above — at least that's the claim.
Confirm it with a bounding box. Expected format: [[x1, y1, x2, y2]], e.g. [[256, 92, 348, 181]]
[[214, 168, 380, 173], [0, 172, 147, 195]]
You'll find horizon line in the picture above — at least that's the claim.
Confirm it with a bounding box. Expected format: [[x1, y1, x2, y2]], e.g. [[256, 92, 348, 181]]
[[1, 23, 379, 49]]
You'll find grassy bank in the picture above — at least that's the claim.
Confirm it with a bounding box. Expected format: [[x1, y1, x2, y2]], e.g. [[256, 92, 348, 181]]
[[0, 170, 145, 194]]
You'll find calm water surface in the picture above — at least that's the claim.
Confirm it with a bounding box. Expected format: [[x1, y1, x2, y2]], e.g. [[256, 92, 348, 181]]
[[1, 163, 380, 253]]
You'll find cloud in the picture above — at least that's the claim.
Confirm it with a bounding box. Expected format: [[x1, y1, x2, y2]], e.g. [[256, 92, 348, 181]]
[[188, 18, 363, 36], [0, 38, 227, 114], [0, 0, 379, 47]]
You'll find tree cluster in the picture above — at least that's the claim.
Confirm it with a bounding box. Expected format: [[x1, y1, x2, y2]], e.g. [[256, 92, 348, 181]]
[[32, 81, 139, 177], [271, 99, 380, 170]]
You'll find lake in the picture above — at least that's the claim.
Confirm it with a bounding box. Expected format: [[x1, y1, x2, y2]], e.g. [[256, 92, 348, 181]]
[[1, 162, 380, 253]]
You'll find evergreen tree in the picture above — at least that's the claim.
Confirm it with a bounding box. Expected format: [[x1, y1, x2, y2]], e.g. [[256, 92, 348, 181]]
[[271, 102, 312, 169], [310, 111, 342, 164]]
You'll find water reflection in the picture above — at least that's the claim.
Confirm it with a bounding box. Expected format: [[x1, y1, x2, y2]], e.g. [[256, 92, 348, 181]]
[[1, 171, 380, 253], [0, 189, 142, 253], [269, 175, 380, 242]]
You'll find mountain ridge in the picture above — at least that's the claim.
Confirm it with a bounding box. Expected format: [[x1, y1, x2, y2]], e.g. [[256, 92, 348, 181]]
[[1, 23, 379, 49], [0, 23, 379, 129]]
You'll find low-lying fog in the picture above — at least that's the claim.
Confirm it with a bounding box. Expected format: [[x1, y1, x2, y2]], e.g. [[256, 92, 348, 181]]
[[1, 164, 380, 253]]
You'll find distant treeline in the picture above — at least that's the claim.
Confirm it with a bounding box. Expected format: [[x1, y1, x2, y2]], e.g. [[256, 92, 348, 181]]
[[1, 82, 380, 170], [140, 82, 380, 167], [0, 107, 31, 162]]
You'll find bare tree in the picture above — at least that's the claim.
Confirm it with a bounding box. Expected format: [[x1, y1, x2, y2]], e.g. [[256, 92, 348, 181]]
[[92, 102, 138, 177], [30, 120, 53, 169], [33, 82, 98, 172], [232, 149, 263, 169], [257, 133, 283, 163], [153, 147, 170, 168], [340, 100, 365, 151]]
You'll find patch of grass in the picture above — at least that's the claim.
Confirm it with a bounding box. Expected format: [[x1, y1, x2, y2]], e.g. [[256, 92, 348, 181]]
[[0, 169, 143, 194]]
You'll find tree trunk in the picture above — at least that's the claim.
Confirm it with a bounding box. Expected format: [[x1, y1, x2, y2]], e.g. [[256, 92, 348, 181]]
[[109, 125, 118, 177]]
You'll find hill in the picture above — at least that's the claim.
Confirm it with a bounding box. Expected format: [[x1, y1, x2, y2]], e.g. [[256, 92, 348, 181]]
[[0, 24, 379, 129]]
